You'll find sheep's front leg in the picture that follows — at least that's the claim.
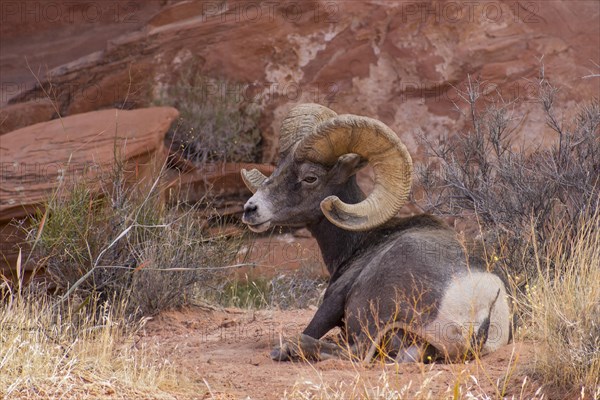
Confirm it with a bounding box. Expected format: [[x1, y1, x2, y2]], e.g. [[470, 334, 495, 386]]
[[271, 285, 347, 361]]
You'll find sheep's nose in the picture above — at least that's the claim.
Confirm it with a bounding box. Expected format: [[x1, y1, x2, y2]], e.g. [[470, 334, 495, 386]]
[[244, 201, 258, 216]]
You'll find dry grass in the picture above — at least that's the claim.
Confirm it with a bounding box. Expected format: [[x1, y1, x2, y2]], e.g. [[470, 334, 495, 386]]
[[285, 370, 440, 400], [284, 363, 544, 400], [519, 209, 600, 398], [0, 284, 180, 399]]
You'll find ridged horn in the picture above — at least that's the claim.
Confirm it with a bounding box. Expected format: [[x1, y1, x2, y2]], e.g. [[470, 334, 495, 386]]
[[241, 168, 267, 193], [240, 104, 337, 193], [278, 103, 338, 157], [295, 115, 413, 231]]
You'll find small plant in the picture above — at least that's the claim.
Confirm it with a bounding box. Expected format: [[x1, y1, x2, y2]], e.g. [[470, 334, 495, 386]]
[[209, 270, 326, 310], [269, 268, 326, 310], [156, 65, 262, 164], [215, 277, 272, 309]]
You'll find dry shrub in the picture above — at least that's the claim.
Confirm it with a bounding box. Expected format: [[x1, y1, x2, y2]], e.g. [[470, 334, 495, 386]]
[[417, 75, 599, 282], [126, 208, 243, 316], [417, 72, 599, 396], [156, 65, 262, 164]]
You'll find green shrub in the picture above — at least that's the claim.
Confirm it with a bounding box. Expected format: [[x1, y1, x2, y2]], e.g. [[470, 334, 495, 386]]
[[27, 162, 242, 317]]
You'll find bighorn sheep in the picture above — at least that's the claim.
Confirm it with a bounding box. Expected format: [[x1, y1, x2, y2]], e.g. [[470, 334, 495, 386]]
[[241, 104, 511, 363]]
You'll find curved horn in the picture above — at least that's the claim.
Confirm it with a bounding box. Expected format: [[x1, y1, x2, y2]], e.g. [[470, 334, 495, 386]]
[[241, 168, 267, 193], [240, 104, 337, 193], [278, 103, 338, 157], [295, 115, 413, 231]]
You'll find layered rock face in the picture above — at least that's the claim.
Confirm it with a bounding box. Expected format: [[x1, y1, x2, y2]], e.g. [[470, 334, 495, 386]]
[[0, 1, 598, 278], [2, 1, 598, 157]]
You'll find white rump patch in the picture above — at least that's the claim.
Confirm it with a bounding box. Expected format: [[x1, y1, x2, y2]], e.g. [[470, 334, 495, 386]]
[[421, 271, 511, 359]]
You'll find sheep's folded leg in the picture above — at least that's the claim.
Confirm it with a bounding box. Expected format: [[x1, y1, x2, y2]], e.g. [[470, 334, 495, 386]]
[[395, 343, 433, 363]]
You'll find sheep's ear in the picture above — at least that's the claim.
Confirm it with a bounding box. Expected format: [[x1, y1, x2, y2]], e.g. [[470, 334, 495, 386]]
[[329, 153, 367, 184]]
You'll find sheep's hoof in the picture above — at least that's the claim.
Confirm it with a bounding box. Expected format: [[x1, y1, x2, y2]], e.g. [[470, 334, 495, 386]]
[[270, 345, 292, 361], [271, 339, 300, 361], [271, 335, 309, 361]]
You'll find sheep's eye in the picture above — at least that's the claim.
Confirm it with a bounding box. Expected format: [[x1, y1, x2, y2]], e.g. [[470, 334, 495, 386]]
[[303, 176, 318, 184]]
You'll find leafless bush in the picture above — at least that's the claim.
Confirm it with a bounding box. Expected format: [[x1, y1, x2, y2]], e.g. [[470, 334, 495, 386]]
[[416, 74, 599, 280], [127, 209, 243, 316], [156, 65, 262, 164]]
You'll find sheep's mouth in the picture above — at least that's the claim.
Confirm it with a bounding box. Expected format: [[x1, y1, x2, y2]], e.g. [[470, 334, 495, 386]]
[[246, 220, 272, 233]]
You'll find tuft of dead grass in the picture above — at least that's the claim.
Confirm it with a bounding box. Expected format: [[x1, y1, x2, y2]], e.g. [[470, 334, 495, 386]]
[[0, 285, 179, 399], [284, 366, 545, 400], [519, 209, 600, 397]]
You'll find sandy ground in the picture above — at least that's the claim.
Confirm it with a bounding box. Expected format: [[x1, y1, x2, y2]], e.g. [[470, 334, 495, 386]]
[[137, 306, 555, 400]]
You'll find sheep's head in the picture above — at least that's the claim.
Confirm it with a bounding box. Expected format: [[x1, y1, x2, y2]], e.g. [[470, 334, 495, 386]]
[[241, 104, 413, 232]]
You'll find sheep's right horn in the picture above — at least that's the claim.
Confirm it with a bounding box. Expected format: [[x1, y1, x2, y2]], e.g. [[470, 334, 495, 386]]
[[295, 115, 413, 231], [241, 168, 267, 193]]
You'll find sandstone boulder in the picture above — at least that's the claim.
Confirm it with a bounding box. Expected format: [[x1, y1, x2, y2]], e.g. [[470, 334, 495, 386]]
[[0, 106, 179, 278], [0, 99, 57, 135], [0, 0, 162, 107]]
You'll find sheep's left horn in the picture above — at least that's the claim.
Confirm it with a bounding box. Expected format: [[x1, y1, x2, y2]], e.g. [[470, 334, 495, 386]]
[[241, 168, 267, 193], [278, 103, 338, 157], [295, 115, 413, 231]]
